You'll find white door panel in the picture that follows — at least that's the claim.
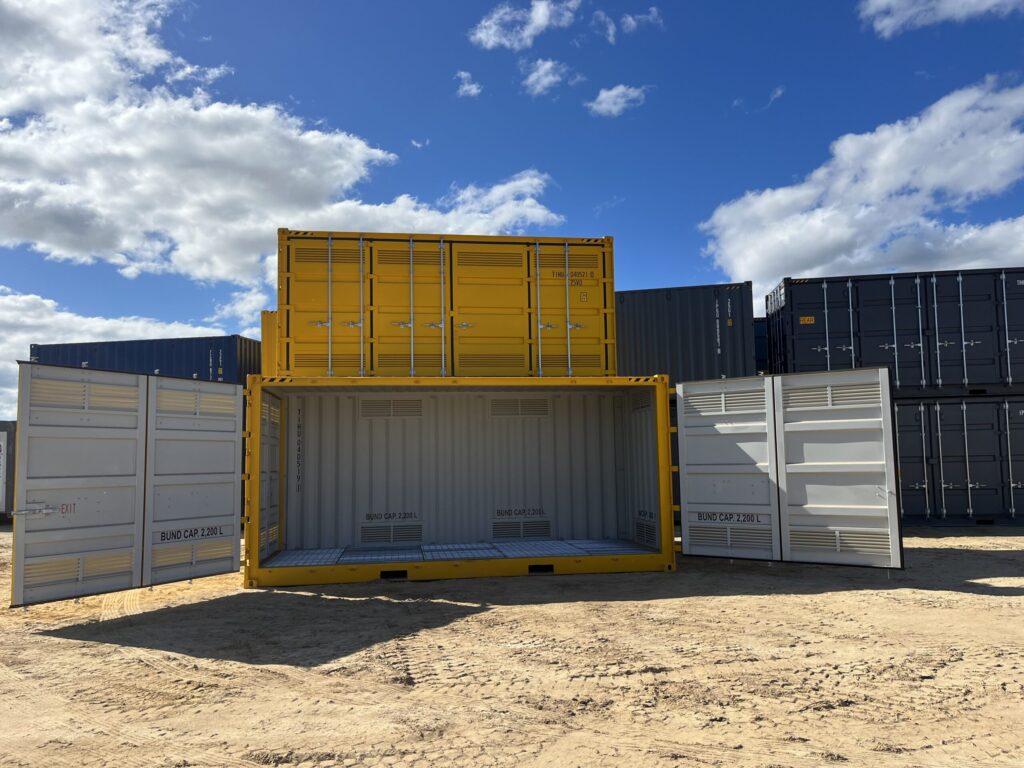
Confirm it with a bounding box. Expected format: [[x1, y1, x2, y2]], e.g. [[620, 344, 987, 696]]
[[144, 377, 242, 586], [12, 365, 146, 606], [775, 368, 902, 568], [676, 377, 781, 560]]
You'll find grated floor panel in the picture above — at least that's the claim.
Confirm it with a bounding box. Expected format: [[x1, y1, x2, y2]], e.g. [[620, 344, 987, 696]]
[[262, 540, 657, 568]]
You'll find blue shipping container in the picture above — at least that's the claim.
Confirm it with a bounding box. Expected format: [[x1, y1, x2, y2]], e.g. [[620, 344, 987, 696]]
[[29, 336, 261, 384]]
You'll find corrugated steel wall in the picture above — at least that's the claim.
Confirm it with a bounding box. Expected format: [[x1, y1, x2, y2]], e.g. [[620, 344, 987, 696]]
[[615, 283, 755, 384], [280, 387, 660, 550], [30, 336, 260, 384]]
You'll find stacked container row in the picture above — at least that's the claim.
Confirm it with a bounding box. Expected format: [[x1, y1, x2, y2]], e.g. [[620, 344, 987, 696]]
[[271, 229, 616, 378]]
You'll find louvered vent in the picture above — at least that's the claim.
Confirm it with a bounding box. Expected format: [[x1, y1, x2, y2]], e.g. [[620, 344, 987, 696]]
[[537, 255, 600, 269], [540, 354, 601, 368], [831, 382, 881, 407], [199, 392, 235, 415], [789, 530, 838, 551], [490, 398, 550, 417], [724, 390, 766, 412], [89, 383, 140, 411], [838, 530, 890, 555], [457, 252, 523, 267], [688, 526, 728, 547], [728, 527, 772, 549], [683, 393, 723, 415], [783, 386, 829, 410], [157, 389, 198, 414], [376, 249, 445, 266], [31, 379, 139, 411], [635, 520, 657, 547], [379, 354, 443, 368], [458, 354, 525, 368], [491, 520, 552, 539], [359, 399, 423, 418], [360, 524, 423, 544], [293, 353, 361, 368], [293, 246, 361, 263]]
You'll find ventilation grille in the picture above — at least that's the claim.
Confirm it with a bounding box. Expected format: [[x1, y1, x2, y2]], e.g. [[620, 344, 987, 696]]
[[688, 526, 728, 547], [156, 389, 235, 416], [293, 353, 361, 368], [457, 252, 523, 268], [838, 530, 891, 555], [783, 381, 882, 410], [376, 249, 444, 266], [293, 246, 361, 264], [378, 354, 443, 367], [458, 354, 525, 368], [683, 388, 765, 415], [727, 527, 772, 549], [538, 255, 600, 269], [261, 400, 281, 426], [360, 399, 423, 418], [361, 524, 423, 544], [492, 520, 552, 539], [635, 520, 657, 548], [789, 530, 838, 551], [31, 379, 140, 411], [540, 354, 601, 368], [490, 398, 550, 417]]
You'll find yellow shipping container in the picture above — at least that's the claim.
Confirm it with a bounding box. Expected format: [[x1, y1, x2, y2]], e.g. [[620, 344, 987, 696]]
[[243, 375, 674, 587], [275, 230, 616, 378]]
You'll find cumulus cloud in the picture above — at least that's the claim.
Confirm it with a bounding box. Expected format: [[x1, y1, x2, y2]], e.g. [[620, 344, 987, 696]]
[[592, 10, 616, 43], [521, 59, 571, 96], [0, 285, 223, 417], [621, 6, 664, 33], [455, 70, 483, 97], [585, 84, 648, 116], [860, 0, 1024, 37], [701, 79, 1024, 307], [0, 2, 562, 302], [410, 138, 430, 149], [469, 0, 581, 51]]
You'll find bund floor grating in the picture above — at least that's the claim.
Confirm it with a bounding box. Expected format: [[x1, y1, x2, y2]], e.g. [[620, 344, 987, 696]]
[[263, 540, 657, 567]]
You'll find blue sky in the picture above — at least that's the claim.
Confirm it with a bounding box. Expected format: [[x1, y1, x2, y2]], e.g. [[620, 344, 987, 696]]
[[1, 0, 1024, 414]]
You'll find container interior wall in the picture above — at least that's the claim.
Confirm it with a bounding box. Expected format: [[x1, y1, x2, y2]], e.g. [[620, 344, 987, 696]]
[[270, 386, 660, 554]]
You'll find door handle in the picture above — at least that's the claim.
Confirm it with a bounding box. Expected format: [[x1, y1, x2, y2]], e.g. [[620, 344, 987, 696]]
[[457, 322, 474, 329]]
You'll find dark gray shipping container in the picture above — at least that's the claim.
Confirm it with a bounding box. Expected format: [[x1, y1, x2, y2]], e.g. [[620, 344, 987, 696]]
[[616, 283, 755, 384], [0, 421, 14, 520], [753, 317, 768, 373], [767, 267, 1024, 396], [895, 396, 1024, 524], [29, 335, 260, 384]]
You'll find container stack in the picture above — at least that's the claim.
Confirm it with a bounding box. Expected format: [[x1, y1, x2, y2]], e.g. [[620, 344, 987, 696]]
[[245, 230, 676, 587], [767, 267, 1024, 525]]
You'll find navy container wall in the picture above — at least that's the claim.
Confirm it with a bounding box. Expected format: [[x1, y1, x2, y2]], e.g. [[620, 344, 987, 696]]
[[29, 336, 261, 384], [615, 282, 755, 385], [753, 317, 768, 373], [766, 267, 1024, 396], [895, 396, 1024, 524]]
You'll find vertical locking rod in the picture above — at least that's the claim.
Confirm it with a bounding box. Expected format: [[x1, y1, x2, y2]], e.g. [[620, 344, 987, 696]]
[[327, 235, 334, 376], [535, 241, 543, 377], [409, 237, 415, 376], [564, 241, 572, 376], [358, 236, 365, 376], [440, 238, 446, 376]]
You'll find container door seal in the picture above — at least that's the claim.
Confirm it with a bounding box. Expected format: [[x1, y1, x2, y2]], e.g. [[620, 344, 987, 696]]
[[775, 368, 903, 568], [11, 364, 147, 606]]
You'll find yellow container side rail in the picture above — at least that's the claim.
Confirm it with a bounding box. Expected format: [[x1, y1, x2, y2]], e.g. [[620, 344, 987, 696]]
[[242, 375, 673, 586]]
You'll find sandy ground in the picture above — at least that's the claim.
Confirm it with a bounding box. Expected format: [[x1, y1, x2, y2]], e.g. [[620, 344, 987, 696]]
[[0, 526, 1021, 768]]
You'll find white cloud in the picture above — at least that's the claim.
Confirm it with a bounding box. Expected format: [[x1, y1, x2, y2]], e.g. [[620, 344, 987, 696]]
[[410, 138, 430, 149], [521, 59, 570, 97], [860, 0, 1024, 37], [0, 284, 223, 417], [592, 10, 616, 43], [209, 286, 270, 327], [585, 84, 648, 116], [621, 6, 663, 33], [455, 70, 483, 97], [469, 0, 581, 51], [0, 3, 563, 302], [701, 79, 1024, 308]]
